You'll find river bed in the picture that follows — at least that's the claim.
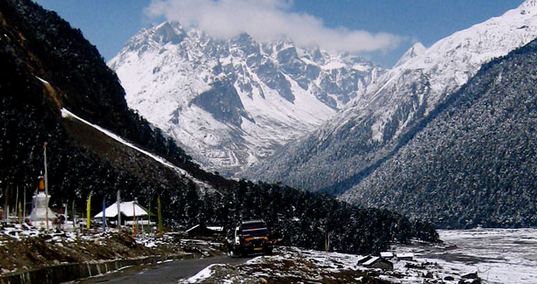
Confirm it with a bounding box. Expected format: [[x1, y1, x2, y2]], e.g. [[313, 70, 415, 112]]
[[396, 228, 537, 283]]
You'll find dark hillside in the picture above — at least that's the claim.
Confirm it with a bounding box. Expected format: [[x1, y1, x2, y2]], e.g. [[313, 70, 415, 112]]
[[0, 0, 232, 188], [347, 39, 537, 228]]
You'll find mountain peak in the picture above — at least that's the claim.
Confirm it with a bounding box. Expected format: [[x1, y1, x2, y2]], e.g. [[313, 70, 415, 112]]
[[409, 41, 426, 54], [150, 21, 185, 44], [394, 41, 426, 67]]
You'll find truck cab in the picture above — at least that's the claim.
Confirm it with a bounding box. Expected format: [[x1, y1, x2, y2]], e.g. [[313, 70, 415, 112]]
[[230, 220, 273, 256]]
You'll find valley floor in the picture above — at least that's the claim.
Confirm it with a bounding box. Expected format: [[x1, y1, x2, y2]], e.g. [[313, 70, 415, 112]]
[[184, 247, 460, 283], [2, 224, 535, 283], [395, 228, 537, 284], [185, 228, 537, 283]]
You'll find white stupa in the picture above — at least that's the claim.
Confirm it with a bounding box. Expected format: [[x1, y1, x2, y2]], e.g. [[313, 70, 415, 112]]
[[29, 175, 56, 229]]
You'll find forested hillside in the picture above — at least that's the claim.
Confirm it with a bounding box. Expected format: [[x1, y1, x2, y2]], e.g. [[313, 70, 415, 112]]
[[344, 39, 537, 228]]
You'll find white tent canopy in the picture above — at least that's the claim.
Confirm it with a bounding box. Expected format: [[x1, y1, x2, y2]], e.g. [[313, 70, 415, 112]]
[[94, 201, 148, 218]]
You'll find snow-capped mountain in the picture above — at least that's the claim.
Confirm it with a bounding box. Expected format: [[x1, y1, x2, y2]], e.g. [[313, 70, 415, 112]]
[[247, 0, 537, 193], [109, 22, 383, 175]]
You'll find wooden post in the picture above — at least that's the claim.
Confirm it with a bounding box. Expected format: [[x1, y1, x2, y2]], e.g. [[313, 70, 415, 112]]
[[157, 195, 163, 236], [116, 190, 121, 230], [72, 200, 76, 232], [132, 199, 137, 238], [15, 185, 19, 223], [146, 199, 151, 236], [102, 196, 107, 232], [23, 187, 26, 222], [86, 192, 92, 231], [325, 231, 330, 252], [5, 185, 9, 222], [17, 188, 22, 224], [43, 142, 49, 230]]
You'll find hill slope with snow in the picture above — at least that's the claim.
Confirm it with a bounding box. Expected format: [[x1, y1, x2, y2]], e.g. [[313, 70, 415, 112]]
[[248, 0, 537, 195], [343, 38, 537, 227], [109, 23, 383, 174]]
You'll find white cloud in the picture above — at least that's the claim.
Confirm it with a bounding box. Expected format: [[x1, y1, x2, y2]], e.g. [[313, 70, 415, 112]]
[[145, 0, 401, 53]]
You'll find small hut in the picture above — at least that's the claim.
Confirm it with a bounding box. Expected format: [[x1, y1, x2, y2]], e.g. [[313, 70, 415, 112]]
[[380, 252, 394, 259], [362, 256, 393, 270], [185, 224, 224, 239], [395, 253, 414, 261], [94, 201, 153, 227]]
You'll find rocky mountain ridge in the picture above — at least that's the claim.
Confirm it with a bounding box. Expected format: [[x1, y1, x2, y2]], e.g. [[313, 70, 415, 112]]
[[109, 22, 383, 175], [248, 0, 537, 197]]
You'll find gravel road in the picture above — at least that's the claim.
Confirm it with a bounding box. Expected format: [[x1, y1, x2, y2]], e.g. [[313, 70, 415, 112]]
[[77, 255, 249, 284]]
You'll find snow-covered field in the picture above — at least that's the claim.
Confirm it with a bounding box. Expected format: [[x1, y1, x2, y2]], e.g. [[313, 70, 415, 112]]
[[395, 228, 537, 284]]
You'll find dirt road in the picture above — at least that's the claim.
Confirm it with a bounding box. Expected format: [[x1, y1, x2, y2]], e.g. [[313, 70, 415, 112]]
[[77, 255, 249, 284]]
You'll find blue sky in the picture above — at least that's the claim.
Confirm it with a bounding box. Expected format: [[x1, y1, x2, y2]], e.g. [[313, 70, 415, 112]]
[[35, 0, 524, 67]]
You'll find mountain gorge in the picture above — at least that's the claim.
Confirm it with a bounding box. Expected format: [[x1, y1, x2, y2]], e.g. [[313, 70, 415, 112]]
[[0, 0, 437, 254], [248, 0, 537, 199], [109, 22, 383, 175]]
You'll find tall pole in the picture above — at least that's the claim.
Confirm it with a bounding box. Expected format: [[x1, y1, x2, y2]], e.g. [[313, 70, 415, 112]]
[[4, 185, 9, 222], [147, 199, 152, 236], [15, 185, 19, 223], [116, 190, 121, 230], [141, 206, 145, 238], [43, 142, 49, 230], [157, 195, 163, 236], [61, 202, 66, 230], [86, 192, 92, 231], [102, 196, 107, 232], [325, 232, 330, 252], [0, 182, 3, 222], [15, 185, 22, 224], [23, 187, 26, 222], [72, 200, 76, 232], [132, 199, 137, 238]]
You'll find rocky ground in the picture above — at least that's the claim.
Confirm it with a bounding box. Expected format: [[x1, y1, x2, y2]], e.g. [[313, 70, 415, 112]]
[[0, 222, 224, 276], [183, 246, 479, 283], [182, 229, 537, 283]]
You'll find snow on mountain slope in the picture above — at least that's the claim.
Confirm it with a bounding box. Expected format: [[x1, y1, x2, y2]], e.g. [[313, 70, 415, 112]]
[[109, 22, 382, 175], [341, 37, 537, 228], [60, 107, 211, 191], [343, 0, 537, 141], [247, 0, 537, 193]]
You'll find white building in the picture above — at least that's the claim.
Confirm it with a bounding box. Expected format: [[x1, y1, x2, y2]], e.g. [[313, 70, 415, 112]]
[[94, 201, 153, 226]]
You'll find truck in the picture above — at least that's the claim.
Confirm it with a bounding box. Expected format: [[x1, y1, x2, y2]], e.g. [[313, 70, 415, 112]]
[[229, 220, 273, 256]]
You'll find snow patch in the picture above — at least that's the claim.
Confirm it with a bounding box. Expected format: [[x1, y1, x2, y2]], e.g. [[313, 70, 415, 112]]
[[181, 264, 223, 283], [35, 76, 49, 85], [60, 108, 212, 191]]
